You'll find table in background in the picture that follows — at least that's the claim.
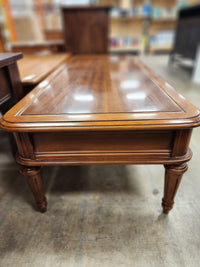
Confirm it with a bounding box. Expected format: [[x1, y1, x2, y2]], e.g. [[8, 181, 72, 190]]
[[0, 53, 23, 155], [0, 53, 23, 113], [11, 40, 65, 54], [1, 55, 200, 214], [18, 53, 70, 95]]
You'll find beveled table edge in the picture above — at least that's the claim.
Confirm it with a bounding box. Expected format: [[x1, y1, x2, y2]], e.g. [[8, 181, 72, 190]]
[[1, 56, 200, 132]]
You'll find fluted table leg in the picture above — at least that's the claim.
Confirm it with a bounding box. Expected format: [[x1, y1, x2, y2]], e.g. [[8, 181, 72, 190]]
[[20, 166, 47, 213], [162, 163, 188, 214]]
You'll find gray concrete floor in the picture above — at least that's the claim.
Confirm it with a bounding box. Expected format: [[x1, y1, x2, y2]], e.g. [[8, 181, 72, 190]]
[[0, 55, 200, 267]]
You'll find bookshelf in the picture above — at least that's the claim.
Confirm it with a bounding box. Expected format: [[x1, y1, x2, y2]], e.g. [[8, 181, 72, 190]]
[[100, 0, 200, 53], [101, 0, 149, 53], [5, 0, 200, 54], [148, 0, 177, 53], [98, 0, 178, 53], [0, 0, 18, 51]]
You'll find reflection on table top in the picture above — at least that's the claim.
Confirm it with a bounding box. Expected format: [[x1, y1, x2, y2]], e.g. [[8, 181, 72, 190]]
[[1, 55, 200, 132]]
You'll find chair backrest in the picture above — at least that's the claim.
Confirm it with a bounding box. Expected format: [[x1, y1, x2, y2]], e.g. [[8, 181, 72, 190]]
[[61, 6, 110, 54]]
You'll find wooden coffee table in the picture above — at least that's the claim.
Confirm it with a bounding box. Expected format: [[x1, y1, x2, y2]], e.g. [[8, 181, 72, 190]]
[[1, 55, 200, 214]]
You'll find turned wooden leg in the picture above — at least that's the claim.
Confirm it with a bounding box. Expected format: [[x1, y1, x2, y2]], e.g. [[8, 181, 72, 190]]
[[162, 163, 188, 214], [20, 166, 47, 213]]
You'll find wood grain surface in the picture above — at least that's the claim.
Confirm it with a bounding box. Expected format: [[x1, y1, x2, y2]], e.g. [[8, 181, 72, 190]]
[[62, 6, 110, 54], [1, 55, 200, 132], [18, 53, 71, 85]]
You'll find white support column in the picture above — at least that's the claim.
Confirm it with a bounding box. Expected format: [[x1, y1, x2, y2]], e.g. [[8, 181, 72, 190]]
[[192, 44, 200, 84]]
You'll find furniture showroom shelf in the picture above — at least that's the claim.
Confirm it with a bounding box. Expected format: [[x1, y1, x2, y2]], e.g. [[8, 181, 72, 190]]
[[111, 15, 146, 21], [149, 44, 173, 53], [110, 45, 142, 53]]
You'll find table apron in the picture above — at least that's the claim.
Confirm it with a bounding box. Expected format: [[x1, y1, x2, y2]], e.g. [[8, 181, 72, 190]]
[[14, 129, 192, 165]]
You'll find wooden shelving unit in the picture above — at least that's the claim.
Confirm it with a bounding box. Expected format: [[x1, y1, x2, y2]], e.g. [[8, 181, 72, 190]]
[[111, 15, 145, 21], [148, 0, 177, 53], [151, 18, 176, 22], [103, 0, 148, 53], [98, 0, 178, 54], [149, 44, 173, 53], [6, 0, 200, 54], [31, 0, 192, 54], [0, 0, 18, 49], [110, 44, 143, 53]]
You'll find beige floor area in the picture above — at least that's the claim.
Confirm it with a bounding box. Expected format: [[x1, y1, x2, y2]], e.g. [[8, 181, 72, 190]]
[[0, 55, 200, 267]]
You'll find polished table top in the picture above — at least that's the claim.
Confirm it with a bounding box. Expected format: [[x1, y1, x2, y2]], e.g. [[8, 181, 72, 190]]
[[18, 53, 70, 86], [1, 55, 200, 132]]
